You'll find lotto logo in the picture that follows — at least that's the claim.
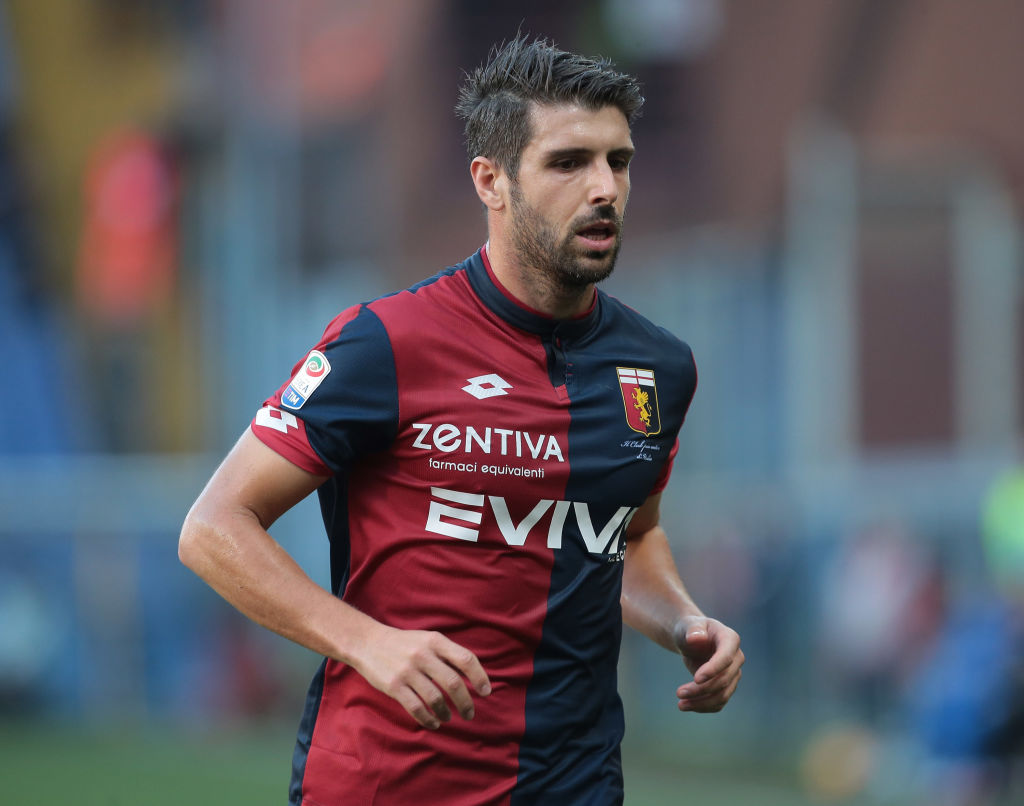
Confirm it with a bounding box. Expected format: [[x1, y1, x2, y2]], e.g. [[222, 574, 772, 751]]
[[462, 374, 512, 400]]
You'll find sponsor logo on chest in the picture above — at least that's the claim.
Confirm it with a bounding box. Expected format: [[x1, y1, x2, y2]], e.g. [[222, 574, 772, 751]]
[[425, 486, 633, 560], [410, 422, 565, 462]]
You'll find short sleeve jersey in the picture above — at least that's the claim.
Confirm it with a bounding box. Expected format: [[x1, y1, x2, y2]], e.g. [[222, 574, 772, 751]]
[[252, 247, 697, 806]]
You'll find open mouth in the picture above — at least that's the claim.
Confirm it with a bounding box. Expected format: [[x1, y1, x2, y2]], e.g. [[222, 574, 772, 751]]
[[575, 221, 618, 249]]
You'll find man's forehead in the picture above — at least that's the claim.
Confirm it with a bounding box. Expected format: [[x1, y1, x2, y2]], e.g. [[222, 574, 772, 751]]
[[524, 102, 633, 153]]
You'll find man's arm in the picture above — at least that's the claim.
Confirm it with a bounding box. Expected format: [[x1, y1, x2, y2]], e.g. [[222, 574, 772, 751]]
[[179, 429, 491, 729], [621, 493, 744, 712]]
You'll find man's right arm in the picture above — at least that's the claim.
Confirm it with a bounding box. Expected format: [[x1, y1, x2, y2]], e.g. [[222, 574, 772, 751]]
[[178, 429, 491, 729]]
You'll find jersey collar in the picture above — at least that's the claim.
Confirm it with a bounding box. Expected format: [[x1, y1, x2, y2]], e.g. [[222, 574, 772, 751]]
[[465, 246, 601, 339]]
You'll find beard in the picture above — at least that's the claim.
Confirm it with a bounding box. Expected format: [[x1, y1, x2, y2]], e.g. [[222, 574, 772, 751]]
[[509, 183, 623, 292]]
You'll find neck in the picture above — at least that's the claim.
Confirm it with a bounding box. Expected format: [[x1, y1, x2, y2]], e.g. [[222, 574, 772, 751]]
[[484, 240, 596, 319]]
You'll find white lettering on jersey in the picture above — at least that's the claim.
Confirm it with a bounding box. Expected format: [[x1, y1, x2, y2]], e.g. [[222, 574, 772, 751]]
[[424, 487, 637, 554], [574, 503, 635, 555], [546, 501, 572, 549], [433, 424, 461, 453], [489, 497, 554, 546], [542, 437, 564, 462], [425, 487, 485, 542], [494, 428, 513, 454], [466, 426, 490, 453], [411, 422, 433, 450], [523, 431, 544, 459], [255, 406, 299, 434], [411, 422, 565, 463]]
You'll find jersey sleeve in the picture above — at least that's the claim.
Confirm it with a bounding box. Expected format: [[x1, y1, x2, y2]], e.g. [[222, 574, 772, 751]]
[[250, 304, 399, 475], [649, 438, 679, 495], [648, 343, 696, 496]]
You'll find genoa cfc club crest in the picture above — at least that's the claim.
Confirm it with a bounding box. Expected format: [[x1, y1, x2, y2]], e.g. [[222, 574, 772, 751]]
[[617, 367, 661, 436]]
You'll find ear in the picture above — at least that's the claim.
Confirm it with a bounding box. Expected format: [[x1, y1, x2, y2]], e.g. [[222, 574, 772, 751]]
[[470, 156, 508, 211]]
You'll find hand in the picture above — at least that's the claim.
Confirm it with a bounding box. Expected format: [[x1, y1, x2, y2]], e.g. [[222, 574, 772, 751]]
[[353, 624, 492, 730], [672, 615, 743, 713]]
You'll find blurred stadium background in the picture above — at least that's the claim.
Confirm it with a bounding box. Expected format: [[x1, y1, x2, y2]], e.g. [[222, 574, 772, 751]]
[[1, 1, 1023, 804]]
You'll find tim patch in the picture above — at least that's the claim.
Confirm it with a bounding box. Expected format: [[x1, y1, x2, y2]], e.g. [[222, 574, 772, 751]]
[[282, 350, 331, 410]]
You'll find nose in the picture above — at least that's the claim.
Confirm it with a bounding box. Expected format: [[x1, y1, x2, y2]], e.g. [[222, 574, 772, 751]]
[[587, 162, 618, 206]]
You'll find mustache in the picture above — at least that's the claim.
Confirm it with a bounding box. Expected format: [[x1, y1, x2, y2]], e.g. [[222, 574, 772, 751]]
[[571, 205, 622, 231]]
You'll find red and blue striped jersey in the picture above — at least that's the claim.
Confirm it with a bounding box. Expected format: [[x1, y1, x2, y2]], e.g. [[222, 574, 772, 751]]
[[251, 247, 697, 805]]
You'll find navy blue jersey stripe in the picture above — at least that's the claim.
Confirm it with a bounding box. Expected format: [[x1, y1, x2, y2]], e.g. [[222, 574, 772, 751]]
[[511, 287, 695, 804], [304, 305, 400, 475], [290, 658, 328, 806]]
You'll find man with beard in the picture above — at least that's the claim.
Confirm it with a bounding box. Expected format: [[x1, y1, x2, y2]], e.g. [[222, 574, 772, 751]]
[[180, 36, 743, 806]]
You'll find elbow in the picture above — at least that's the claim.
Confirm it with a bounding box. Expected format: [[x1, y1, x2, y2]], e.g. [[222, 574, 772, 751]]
[[178, 515, 198, 570], [179, 500, 249, 578], [178, 506, 212, 572]]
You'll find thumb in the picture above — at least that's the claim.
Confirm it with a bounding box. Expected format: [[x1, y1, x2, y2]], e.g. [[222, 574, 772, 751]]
[[674, 617, 711, 655], [681, 622, 709, 649], [675, 618, 713, 677]]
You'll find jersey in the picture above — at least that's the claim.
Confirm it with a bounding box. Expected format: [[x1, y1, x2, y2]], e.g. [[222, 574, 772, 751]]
[[251, 246, 697, 806]]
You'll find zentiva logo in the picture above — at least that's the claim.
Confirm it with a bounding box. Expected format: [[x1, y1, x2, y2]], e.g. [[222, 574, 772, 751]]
[[410, 422, 565, 462], [424, 487, 636, 555]]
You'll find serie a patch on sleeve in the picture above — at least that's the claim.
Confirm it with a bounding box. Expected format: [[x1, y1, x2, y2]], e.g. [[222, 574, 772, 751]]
[[282, 350, 331, 410]]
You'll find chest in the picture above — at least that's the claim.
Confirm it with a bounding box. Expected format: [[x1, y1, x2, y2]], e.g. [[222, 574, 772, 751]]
[[386, 319, 676, 512]]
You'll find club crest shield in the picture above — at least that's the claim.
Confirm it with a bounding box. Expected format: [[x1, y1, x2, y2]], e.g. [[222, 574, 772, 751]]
[[617, 367, 661, 436]]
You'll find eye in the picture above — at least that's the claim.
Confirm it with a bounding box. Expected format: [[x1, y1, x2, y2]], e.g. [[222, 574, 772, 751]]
[[554, 158, 579, 171]]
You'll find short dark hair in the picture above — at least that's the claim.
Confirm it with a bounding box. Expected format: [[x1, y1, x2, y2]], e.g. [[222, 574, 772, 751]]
[[455, 36, 644, 179]]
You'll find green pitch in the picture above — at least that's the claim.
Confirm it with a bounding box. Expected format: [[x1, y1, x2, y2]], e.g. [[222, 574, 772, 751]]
[[0, 720, 290, 806], [0, 718, 902, 806]]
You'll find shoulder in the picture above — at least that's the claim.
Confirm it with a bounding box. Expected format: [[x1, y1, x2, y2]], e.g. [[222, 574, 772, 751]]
[[359, 259, 487, 355], [366, 261, 473, 320], [598, 291, 695, 370], [314, 259, 473, 348]]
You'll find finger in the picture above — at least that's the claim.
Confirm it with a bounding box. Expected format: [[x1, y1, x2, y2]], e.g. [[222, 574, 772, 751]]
[[678, 652, 744, 699], [394, 686, 442, 730], [423, 658, 477, 721], [437, 638, 492, 698], [678, 683, 739, 713], [677, 675, 729, 702], [691, 636, 742, 684], [677, 656, 743, 700], [678, 661, 743, 699], [407, 672, 453, 725], [676, 622, 712, 658], [679, 698, 726, 713], [682, 622, 709, 644], [678, 672, 737, 704], [678, 668, 742, 712]]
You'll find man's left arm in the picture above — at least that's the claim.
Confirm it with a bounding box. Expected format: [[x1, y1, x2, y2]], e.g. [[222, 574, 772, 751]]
[[621, 493, 744, 712]]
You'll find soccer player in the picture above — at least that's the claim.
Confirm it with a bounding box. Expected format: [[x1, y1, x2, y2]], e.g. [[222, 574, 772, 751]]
[[180, 36, 744, 805]]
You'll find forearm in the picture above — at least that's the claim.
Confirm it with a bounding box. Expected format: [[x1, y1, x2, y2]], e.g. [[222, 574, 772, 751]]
[[179, 505, 379, 666], [621, 524, 703, 651], [179, 431, 491, 730]]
